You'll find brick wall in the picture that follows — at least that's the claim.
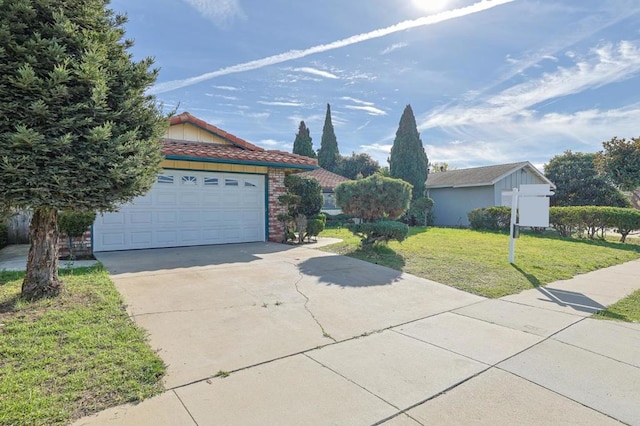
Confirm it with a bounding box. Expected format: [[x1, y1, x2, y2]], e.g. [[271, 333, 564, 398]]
[[58, 230, 92, 259], [268, 168, 287, 242]]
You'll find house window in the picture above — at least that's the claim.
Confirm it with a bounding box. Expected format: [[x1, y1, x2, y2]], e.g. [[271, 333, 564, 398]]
[[244, 181, 257, 188], [181, 175, 197, 185], [157, 175, 174, 184], [323, 193, 336, 209], [225, 178, 239, 187], [204, 177, 219, 186]]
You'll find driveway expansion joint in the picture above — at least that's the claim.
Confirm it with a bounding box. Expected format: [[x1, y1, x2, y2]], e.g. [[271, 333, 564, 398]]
[[303, 353, 401, 410], [172, 389, 199, 426]]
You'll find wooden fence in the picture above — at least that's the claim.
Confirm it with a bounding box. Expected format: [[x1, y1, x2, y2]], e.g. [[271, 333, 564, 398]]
[[6, 209, 32, 244]]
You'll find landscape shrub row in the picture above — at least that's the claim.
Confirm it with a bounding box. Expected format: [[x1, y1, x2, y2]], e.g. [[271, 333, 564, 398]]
[[467, 206, 511, 231], [549, 206, 640, 242], [468, 205, 640, 242]]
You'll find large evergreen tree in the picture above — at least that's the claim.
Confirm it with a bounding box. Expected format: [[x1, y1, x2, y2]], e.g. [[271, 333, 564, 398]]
[[317, 103, 340, 172], [292, 121, 316, 158], [0, 0, 167, 298], [389, 105, 429, 199]]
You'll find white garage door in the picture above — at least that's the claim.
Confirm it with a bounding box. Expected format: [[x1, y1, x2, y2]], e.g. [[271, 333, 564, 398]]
[[93, 170, 266, 251]]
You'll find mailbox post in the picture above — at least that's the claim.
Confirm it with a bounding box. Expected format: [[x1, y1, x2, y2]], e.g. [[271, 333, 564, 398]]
[[506, 184, 554, 263]]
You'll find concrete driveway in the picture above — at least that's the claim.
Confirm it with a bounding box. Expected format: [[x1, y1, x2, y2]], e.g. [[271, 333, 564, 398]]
[[76, 241, 640, 425], [94, 241, 483, 389]]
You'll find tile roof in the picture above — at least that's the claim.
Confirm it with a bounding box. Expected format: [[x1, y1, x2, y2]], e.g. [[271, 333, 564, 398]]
[[162, 139, 318, 168], [169, 112, 264, 151], [425, 161, 552, 188], [299, 168, 350, 190]]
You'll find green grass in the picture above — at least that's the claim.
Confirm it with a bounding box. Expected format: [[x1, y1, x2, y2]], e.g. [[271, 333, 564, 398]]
[[0, 266, 166, 425], [595, 289, 640, 322], [320, 227, 640, 298]]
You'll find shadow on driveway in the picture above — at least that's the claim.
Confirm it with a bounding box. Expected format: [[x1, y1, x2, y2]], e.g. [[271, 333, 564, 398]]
[[95, 242, 295, 275], [297, 255, 403, 287]]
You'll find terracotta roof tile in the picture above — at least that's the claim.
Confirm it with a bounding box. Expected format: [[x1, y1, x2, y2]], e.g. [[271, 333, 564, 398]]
[[299, 168, 350, 189], [169, 112, 264, 151], [162, 139, 318, 168]]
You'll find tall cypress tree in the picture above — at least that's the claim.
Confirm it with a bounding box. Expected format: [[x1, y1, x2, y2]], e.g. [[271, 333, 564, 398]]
[[389, 105, 429, 199], [292, 121, 316, 158], [317, 103, 340, 172], [0, 0, 167, 298]]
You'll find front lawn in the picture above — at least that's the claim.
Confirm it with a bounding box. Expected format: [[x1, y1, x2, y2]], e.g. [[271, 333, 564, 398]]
[[595, 289, 640, 323], [0, 266, 165, 425], [319, 227, 640, 298]]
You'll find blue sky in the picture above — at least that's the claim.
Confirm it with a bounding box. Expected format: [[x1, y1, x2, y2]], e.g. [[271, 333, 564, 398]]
[[110, 0, 640, 170]]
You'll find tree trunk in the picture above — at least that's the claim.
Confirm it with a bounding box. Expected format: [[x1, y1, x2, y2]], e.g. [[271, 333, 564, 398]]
[[22, 207, 61, 299]]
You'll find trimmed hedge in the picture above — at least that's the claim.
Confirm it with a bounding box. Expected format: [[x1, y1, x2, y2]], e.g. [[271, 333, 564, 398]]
[[468, 205, 640, 242], [349, 220, 409, 247], [550, 206, 640, 242], [468, 206, 511, 231], [324, 213, 353, 228]]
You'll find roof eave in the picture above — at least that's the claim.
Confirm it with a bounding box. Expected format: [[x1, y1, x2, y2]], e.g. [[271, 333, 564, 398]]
[[164, 154, 318, 170]]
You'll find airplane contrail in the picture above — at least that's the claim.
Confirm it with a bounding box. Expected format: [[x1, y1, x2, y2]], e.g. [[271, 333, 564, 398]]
[[149, 0, 516, 95]]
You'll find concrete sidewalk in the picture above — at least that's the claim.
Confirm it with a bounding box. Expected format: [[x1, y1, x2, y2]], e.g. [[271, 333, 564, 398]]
[[72, 243, 639, 426], [0, 244, 98, 271]]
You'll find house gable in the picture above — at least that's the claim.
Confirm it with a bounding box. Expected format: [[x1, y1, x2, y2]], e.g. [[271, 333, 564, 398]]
[[165, 122, 235, 146], [426, 161, 554, 189]]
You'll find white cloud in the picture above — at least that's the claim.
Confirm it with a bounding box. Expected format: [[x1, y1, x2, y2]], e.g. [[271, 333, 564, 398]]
[[257, 100, 303, 107], [345, 105, 387, 116], [356, 120, 371, 131], [360, 143, 393, 153], [425, 141, 513, 166], [293, 67, 339, 79], [150, 0, 515, 94], [380, 42, 409, 55], [182, 0, 245, 27], [213, 85, 240, 91], [205, 93, 238, 100], [422, 41, 640, 129], [341, 96, 375, 106], [244, 112, 270, 119], [258, 139, 281, 146]]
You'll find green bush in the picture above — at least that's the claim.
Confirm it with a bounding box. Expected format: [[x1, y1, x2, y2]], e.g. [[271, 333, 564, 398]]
[[58, 210, 96, 258], [306, 213, 326, 240], [0, 206, 13, 249], [550, 206, 640, 242], [407, 196, 434, 226], [0, 223, 7, 249], [324, 213, 352, 228], [350, 220, 409, 247], [335, 174, 412, 222], [608, 208, 640, 243], [467, 206, 511, 231], [58, 211, 96, 238]]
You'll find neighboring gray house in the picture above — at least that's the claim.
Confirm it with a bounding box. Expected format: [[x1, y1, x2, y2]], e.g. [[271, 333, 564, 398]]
[[425, 161, 554, 227]]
